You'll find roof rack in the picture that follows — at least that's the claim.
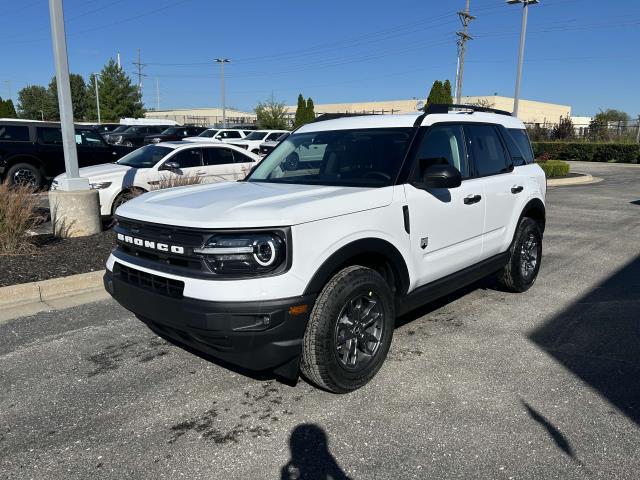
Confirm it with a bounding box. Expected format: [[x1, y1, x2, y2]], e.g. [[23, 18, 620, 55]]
[[311, 112, 376, 123], [424, 103, 512, 117]]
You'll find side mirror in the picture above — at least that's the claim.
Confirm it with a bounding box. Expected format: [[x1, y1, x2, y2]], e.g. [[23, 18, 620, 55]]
[[161, 161, 180, 171], [415, 161, 462, 189]]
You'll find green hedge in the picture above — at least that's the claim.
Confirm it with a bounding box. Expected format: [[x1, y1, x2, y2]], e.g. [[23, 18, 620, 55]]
[[532, 142, 640, 164], [538, 160, 570, 178]]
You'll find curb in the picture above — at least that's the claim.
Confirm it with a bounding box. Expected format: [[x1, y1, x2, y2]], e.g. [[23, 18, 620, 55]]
[[0, 270, 106, 309], [547, 173, 600, 186]]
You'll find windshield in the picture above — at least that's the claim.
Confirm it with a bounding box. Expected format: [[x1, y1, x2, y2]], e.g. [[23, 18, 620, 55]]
[[160, 127, 179, 135], [248, 128, 412, 188], [198, 129, 218, 138], [245, 131, 268, 140], [116, 145, 172, 168], [111, 125, 129, 133]]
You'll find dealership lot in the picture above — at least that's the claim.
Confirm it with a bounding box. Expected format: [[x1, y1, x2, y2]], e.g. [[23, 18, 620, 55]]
[[1, 162, 638, 479]]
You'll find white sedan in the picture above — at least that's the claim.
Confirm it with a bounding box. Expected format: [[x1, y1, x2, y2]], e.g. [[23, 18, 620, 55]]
[[228, 130, 289, 155], [51, 141, 259, 216]]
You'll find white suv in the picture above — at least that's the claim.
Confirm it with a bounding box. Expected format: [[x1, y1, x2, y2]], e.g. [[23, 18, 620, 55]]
[[183, 128, 248, 143], [104, 106, 546, 393], [229, 129, 289, 155]]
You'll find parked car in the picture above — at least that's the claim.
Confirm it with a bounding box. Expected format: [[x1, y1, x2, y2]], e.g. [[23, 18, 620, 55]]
[[230, 130, 289, 155], [143, 125, 207, 144], [258, 132, 290, 157], [184, 128, 247, 143], [0, 120, 134, 187], [104, 105, 546, 392], [78, 123, 121, 134], [104, 125, 168, 147], [51, 141, 260, 216]]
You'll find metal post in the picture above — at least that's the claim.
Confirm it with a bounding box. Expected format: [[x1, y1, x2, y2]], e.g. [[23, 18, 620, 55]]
[[94, 73, 101, 124], [48, 0, 86, 190], [156, 77, 160, 111], [215, 59, 230, 128], [636, 115, 640, 144], [455, 0, 474, 104], [510, 0, 539, 117]]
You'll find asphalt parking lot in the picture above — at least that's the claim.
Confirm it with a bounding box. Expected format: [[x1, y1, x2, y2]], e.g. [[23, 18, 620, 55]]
[[1, 161, 638, 479]]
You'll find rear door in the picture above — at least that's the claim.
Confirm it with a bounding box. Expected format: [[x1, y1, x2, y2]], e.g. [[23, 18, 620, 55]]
[[464, 124, 519, 259], [404, 124, 485, 286], [152, 147, 203, 188]]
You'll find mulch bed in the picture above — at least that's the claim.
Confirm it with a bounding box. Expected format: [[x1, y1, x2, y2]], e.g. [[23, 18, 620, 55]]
[[0, 230, 116, 287]]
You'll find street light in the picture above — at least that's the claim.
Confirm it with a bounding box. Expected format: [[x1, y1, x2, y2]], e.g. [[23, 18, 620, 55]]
[[507, 0, 539, 117], [215, 58, 230, 128], [93, 73, 101, 124]]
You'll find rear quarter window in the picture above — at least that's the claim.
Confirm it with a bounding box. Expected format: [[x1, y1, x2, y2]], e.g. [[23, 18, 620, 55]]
[[506, 128, 535, 165], [0, 125, 30, 142]]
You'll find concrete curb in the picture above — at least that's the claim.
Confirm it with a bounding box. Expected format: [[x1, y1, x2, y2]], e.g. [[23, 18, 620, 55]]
[[0, 270, 105, 309], [547, 173, 601, 186]]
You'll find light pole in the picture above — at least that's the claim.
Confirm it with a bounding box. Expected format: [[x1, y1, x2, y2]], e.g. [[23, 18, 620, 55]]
[[507, 0, 539, 117], [93, 73, 101, 124], [215, 58, 230, 128]]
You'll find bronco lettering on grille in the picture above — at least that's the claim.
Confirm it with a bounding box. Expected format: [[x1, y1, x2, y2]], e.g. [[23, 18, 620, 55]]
[[117, 233, 185, 254]]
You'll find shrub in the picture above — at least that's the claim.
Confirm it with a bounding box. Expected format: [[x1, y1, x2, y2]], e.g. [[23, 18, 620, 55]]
[[532, 142, 640, 164], [537, 160, 570, 178], [149, 173, 203, 191], [0, 182, 39, 254]]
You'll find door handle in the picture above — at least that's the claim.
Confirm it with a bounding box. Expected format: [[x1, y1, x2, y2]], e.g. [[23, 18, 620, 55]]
[[464, 194, 482, 205], [511, 185, 524, 194], [195, 171, 206, 176]]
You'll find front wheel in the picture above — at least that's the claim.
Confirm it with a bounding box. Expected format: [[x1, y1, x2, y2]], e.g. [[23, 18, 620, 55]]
[[497, 217, 543, 292], [301, 265, 395, 393]]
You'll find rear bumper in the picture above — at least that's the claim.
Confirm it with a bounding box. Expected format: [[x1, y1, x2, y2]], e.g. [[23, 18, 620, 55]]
[[103, 267, 315, 377]]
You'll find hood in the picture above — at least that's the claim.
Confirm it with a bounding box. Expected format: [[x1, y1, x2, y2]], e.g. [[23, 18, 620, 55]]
[[55, 162, 133, 182], [115, 181, 394, 228]]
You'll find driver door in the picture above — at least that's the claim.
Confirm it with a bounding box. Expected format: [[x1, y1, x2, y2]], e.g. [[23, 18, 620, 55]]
[[151, 147, 203, 189], [404, 124, 485, 287]]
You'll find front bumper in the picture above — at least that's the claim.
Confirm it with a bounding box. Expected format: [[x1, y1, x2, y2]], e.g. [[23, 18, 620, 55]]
[[103, 267, 315, 379]]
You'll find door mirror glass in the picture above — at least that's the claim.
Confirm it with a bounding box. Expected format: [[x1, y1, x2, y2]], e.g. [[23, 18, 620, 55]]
[[162, 161, 180, 171], [415, 162, 462, 189]]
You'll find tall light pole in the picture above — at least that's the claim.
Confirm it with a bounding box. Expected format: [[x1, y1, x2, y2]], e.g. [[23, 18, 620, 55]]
[[93, 73, 101, 124], [508, 0, 539, 117], [215, 58, 230, 127], [454, 0, 475, 104]]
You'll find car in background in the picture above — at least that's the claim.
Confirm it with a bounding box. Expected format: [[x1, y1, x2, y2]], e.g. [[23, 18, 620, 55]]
[[0, 120, 134, 187], [258, 132, 290, 157], [184, 128, 247, 143], [104, 125, 167, 147], [78, 123, 121, 134], [143, 125, 207, 144], [230, 130, 289, 155], [51, 141, 260, 216]]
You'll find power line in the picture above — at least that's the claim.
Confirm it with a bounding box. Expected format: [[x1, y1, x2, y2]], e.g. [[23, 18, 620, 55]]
[[132, 48, 147, 94]]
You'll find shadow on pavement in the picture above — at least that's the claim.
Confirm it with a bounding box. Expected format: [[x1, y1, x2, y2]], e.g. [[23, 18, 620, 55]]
[[281, 424, 352, 480], [529, 255, 640, 425], [521, 400, 577, 460]]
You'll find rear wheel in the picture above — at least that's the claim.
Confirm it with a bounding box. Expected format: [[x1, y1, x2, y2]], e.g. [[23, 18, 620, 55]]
[[6, 162, 43, 188], [301, 265, 395, 393], [497, 217, 543, 292], [111, 188, 145, 215]]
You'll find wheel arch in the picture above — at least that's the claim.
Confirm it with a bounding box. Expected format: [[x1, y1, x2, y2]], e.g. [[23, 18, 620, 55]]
[[520, 197, 546, 233], [303, 238, 410, 297]]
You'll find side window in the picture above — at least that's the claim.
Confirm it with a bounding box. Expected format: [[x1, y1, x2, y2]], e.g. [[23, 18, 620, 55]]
[[507, 128, 534, 165], [203, 147, 235, 166], [0, 125, 30, 141], [465, 125, 511, 176], [169, 148, 202, 169], [38, 127, 63, 144], [225, 131, 241, 138], [76, 129, 104, 147], [415, 125, 469, 178], [266, 132, 281, 141], [232, 150, 255, 164]]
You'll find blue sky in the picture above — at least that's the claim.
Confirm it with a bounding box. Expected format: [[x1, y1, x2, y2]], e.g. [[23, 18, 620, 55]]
[[1, 0, 639, 116]]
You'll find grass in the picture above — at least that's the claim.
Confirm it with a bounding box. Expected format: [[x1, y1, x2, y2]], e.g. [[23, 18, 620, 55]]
[[537, 160, 571, 178], [0, 182, 39, 254]]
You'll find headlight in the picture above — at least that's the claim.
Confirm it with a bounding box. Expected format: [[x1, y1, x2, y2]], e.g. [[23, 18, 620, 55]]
[[194, 232, 286, 275], [151, 138, 161, 143], [89, 181, 112, 190]]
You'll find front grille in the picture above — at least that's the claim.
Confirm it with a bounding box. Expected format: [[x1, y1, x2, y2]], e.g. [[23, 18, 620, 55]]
[[114, 263, 184, 298]]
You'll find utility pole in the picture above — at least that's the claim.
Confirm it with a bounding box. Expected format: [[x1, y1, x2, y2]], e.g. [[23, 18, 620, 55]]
[[132, 48, 146, 95], [636, 115, 640, 144], [215, 58, 230, 128], [117, 52, 121, 68], [508, 0, 539, 117], [155, 77, 160, 111], [454, 0, 475, 104], [2, 80, 12, 104], [94, 73, 101, 124]]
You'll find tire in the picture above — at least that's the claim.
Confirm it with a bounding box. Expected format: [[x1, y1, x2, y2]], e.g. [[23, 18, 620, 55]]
[[251, 148, 259, 155], [111, 188, 144, 215], [497, 217, 543, 293], [6, 162, 43, 188], [301, 265, 395, 393]]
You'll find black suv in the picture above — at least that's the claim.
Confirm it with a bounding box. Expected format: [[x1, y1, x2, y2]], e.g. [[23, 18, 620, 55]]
[[0, 120, 134, 187], [104, 125, 168, 147], [143, 125, 206, 144]]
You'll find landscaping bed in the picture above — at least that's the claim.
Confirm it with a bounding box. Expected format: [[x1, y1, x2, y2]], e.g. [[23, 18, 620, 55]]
[[0, 230, 115, 287]]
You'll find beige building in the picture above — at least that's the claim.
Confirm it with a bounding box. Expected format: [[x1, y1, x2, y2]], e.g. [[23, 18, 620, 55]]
[[145, 95, 571, 126]]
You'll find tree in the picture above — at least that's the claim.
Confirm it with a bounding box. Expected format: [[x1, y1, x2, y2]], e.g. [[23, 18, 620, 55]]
[[86, 59, 145, 122], [0, 97, 17, 118], [294, 94, 306, 128], [255, 96, 289, 129], [425, 79, 453, 109], [552, 116, 575, 141], [598, 108, 630, 125], [305, 97, 315, 123], [442, 80, 453, 104], [17, 85, 50, 120], [47, 73, 88, 120]]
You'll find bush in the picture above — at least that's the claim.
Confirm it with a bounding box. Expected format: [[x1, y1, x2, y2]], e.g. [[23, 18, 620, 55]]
[[537, 160, 570, 178], [532, 142, 640, 164], [0, 182, 39, 254]]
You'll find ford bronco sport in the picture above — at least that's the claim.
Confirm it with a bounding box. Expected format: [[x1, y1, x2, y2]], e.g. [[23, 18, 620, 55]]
[[104, 104, 546, 393]]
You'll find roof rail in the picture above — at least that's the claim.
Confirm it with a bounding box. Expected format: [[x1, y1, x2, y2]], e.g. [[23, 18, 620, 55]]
[[311, 112, 376, 123], [424, 103, 512, 117]]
